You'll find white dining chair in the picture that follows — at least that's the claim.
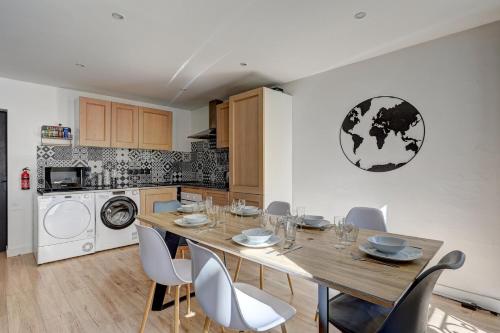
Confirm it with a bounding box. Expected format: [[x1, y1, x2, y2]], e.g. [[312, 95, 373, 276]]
[[187, 240, 296, 333], [233, 201, 294, 294], [345, 206, 387, 232], [135, 223, 193, 333]]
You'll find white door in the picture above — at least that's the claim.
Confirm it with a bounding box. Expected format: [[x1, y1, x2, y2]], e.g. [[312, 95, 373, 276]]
[[44, 200, 91, 239]]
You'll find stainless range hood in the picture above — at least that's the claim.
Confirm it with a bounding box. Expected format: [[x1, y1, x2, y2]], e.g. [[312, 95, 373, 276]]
[[188, 99, 222, 140]]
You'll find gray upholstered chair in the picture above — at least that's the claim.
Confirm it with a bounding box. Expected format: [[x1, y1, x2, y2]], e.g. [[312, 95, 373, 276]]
[[345, 207, 387, 232], [233, 201, 294, 294], [328, 250, 465, 333], [135, 223, 193, 333], [187, 240, 296, 333]]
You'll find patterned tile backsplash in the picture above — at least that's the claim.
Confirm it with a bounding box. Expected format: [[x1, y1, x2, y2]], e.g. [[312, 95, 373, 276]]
[[36, 141, 228, 188]]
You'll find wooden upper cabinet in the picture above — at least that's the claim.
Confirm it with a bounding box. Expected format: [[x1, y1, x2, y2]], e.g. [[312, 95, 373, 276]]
[[138, 107, 173, 150], [216, 101, 229, 148], [79, 97, 111, 147], [111, 103, 139, 148], [229, 88, 263, 195]]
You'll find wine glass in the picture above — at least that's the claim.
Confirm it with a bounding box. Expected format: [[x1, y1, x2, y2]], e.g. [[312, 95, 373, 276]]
[[237, 199, 246, 214]]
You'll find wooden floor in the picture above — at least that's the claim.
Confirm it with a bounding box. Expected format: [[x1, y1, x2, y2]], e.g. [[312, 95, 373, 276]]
[[0, 246, 498, 333]]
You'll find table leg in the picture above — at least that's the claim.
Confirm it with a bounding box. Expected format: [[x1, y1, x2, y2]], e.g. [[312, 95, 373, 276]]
[[318, 285, 329, 333], [152, 232, 181, 311]]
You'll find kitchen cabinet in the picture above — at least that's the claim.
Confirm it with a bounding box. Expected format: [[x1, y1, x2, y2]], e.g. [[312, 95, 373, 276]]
[[78, 97, 111, 147], [229, 89, 263, 195], [139, 107, 173, 150], [229, 192, 263, 209], [182, 187, 229, 206], [205, 189, 229, 206], [229, 87, 292, 208], [111, 103, 139, 148], [216, 101, 229, 148], [140, 187, 178, 215]]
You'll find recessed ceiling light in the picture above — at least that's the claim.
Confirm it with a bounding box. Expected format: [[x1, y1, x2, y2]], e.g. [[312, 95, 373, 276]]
[[240, 62, 248, 67], [112, 12, 125, 20], [354, 11, 366, 19], [75, 63, 86, 68], [181, 88, 188, 92]]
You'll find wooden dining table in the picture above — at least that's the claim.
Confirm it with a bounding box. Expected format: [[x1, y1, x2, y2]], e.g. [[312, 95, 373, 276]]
[[137, 211, 443, 333]]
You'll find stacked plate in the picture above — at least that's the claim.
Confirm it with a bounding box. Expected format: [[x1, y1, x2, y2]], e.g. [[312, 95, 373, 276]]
[[359, 235, 423, 262], [298, 215, 330, 229], [174, 214, 209, 227], [177, 203, 203, 213], [232, 228, 280, 248], [231, 206, 260, 216]]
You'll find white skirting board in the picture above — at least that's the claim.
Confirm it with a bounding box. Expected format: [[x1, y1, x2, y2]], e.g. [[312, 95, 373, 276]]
[[434, 284, 500, 313], [6, 244, 32, 257]]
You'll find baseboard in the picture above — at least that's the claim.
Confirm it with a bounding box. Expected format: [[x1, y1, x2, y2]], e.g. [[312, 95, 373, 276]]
[[6, 245, 33, 257], [434, 284, 500, 313]]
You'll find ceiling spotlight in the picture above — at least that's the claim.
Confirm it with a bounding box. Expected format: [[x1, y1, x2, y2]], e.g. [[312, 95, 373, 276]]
[[240, 62, 248, 67], [112, 12, 125, 20], [354, 11, 367, 19], [75, 63, 86, 68]]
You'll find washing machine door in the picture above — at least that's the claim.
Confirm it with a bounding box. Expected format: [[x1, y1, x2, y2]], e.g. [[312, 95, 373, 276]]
[[100, 196, 138, 230], [44, 200, 92, 239]]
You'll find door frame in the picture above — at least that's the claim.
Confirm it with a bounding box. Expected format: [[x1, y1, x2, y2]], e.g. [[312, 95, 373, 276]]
[[0, 109, 7, 252]]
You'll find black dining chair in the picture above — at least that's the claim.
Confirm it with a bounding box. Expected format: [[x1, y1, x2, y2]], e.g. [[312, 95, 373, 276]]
[[328, 250, 465, 333]]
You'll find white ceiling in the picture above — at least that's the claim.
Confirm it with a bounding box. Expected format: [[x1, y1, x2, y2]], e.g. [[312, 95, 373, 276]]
[[1, 0, 500, 110]]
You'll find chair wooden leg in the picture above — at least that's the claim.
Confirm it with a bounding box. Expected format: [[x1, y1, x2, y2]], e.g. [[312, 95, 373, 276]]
[[139, 281, 156, 333], [181, 248, 185, 259], [314, 309, 319, 322], [203, 316, 211, 333], [286, 273, 294, 295], [281, 323, 288, 333], [184, 283, 195, 317], [220, 326, 225, 332], [167, 285, 171, 294], [233, 257, 242, 281], [259, 264, 264, 289], [173, 285, 180, 333]]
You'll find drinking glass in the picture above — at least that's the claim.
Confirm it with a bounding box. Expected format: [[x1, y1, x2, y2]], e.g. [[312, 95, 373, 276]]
[[284, 216, 298, 245], [207, 205, 218, 228], [292, 206, 306, 231], [205, 196, 213, 211], [333, 216, 346, 249], [237, 199, 246, 213], [344, 222, 359, 244]]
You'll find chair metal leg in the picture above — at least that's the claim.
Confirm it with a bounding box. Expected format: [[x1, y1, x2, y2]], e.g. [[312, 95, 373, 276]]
[[233, 257, 242, 281], [281, 323, 288, 333], [139, 281, 156, 333], [203, 316, 211, 333], [259, 264, 264, 289], [286, 273, 294, 295], [174, 285, 180, 333]]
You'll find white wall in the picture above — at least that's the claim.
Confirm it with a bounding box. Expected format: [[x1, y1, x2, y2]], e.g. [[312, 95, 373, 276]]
[[283, 21, 500, 311], [0, 77, 192, 256]]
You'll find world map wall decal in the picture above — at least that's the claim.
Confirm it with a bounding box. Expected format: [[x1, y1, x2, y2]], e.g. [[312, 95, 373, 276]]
[[340, 96, 425, 172]]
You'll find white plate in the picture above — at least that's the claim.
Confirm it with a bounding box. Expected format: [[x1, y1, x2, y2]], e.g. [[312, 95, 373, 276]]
[[177, 206, 203, 213], [297, 220, 331, 229], [174, 218, 209, 228], [231, 209, 260, 217], [232, 234, 281, 248], [358, 243, 423, 262]]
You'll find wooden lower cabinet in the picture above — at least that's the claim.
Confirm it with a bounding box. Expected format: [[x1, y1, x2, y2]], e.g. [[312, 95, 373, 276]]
[[139, 187, 178, 214], [205, 189, 229, 206], [181, 187, 229, 206], [229, 192, 263, 209]]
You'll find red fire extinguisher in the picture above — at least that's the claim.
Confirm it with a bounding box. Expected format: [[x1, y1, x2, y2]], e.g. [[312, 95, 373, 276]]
[[21, 167, 30, 190]]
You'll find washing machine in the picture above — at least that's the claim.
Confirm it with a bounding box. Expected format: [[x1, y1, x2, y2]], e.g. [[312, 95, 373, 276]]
[[34, 192, 95, 264], [95, 189, 140, 251]]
